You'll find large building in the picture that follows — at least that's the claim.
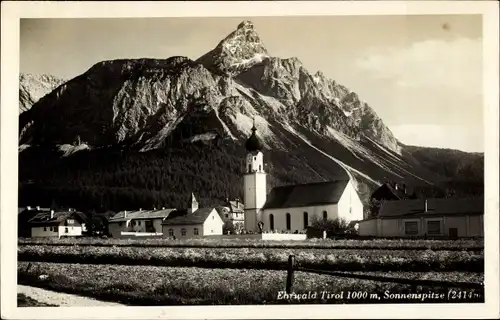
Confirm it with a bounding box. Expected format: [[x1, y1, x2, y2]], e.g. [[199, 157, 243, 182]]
[[358, 197, 484, 238], [108, 207, 177, 237], [242, 124, 364, 233]]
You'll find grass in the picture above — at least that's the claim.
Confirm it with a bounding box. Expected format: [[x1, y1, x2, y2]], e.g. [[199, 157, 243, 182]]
[[17, 262, 484, 305], [18, 237, 484, 251], [17, 293, 58, 307], [18, 245, 484, 272]]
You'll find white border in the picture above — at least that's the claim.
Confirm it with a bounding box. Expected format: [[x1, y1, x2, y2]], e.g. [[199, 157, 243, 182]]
[[1, 1, 499, 319]]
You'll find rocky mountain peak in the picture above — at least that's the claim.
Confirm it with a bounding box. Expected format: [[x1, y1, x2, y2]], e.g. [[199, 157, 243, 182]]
[[196, 20, 269, 76]]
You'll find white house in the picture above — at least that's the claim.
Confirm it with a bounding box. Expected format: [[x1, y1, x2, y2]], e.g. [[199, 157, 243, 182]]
[[162, 194, 224, 238], [215, 198, 245, 232], [242, 123, 364, 233], [108, 207, 176, 238], [28, 209, 85, 238], [358, 197, 483, 238]]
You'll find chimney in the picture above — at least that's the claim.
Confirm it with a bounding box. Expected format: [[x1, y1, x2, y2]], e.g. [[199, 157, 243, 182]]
[[236, 198, 239, 207], [162, 207, 165, 210], [124, 210, 127, 218], [153, 207, 157, 211], [27, 206, 31, 210], [36, 206, 40, 210], [424, 199, 428, 213], [50, 210, 54, 219], [139, 208, 142, 212]]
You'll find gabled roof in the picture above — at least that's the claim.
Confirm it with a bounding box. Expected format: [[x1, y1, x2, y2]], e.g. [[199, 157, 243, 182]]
[[109, 208, 177, 222], [228, 200, 244, 212], [28, 210, 85, 226], [371, 183, 409, 201], [162, 207, 217, 226], [378, 197, 483, 218], [263, 180, 350, 210]]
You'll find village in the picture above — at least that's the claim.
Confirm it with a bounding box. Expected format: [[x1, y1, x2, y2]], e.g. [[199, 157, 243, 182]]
[[17, 125, 484, 241]]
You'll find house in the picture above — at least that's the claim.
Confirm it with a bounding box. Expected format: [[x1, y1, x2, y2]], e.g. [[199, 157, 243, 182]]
[[28, 208, 86, 238], [370, 182, 413, 202], [108, 207, 177, 237], [162, 193, 224, 238], [18, 206, 51, 237], [215, 198, 245, 232], [241, 123, 364, 233], [358, 197, 484, 238]]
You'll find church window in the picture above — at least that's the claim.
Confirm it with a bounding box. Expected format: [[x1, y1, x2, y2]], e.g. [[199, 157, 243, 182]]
[[269, 214, 274, 230], [303, 212, 309, 228], [259, 165, 262, 171], [323, 211, 328, 220], [286, 213, 291, 230], [181, 228, 186, 236]]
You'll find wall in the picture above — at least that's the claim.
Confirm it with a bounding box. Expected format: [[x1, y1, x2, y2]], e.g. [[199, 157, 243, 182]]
[[358, 219, 377, 236], [337, 181, 364, 222], [363, 214, 483, 238], [203, 210, 224, 236], [108, 221, 129, 238], [261, 233, 307, 241], [58, 223, 82, 237], [262, 204, 339, 232], [31, 226, 59, 237], [162, 224, 203, 238]]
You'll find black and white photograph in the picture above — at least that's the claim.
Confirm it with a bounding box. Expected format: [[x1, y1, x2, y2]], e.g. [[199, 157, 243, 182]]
[[1, 1, 499, 319]]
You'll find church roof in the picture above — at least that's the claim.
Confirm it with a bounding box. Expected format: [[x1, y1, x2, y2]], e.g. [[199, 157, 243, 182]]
[[245, 122, 263, 152], [263, 180, 350, 209]]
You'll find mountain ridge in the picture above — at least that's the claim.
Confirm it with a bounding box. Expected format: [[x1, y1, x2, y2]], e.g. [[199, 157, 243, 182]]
[[18, 20, 483, 211]]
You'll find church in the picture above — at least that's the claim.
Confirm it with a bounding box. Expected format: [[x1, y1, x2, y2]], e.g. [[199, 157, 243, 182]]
[[242, 123, 364, 233]]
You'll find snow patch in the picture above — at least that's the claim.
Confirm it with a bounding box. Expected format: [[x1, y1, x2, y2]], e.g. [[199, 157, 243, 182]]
[[58, 143, 91, 157], [189, 133, 218, 142]]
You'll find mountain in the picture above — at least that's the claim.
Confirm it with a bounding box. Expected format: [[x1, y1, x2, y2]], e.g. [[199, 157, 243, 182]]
[[18, 21, 483, 212], [19, 73, 66, 114]]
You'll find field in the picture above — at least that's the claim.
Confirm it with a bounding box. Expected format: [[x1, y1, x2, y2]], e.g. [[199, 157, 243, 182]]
[[18, 237, 484, 250], [17, 239, 484, 305], [18, 262, 484, 305]]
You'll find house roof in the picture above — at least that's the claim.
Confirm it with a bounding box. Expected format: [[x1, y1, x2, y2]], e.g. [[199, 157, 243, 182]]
[[109, 208, 177, 222], [161, 207, 216, 226], [28, 210, 85, 226], [378, 197, 484, 218], [228, 200, 244, 212], [263, 180, 350, 210], [371, 183, 410, 201]]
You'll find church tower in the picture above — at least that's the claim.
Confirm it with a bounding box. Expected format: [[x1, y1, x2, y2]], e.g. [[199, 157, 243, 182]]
[[243, 120, 267, 232], [188, 192, 199, 214]]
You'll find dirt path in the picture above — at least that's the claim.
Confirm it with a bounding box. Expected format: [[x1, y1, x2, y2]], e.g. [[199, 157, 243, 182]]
[[18, 285, 125, 307]]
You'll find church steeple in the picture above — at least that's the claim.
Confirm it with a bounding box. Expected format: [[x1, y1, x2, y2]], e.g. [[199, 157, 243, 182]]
[[245, 117, 263, 152], [188, 192, 199, 214]]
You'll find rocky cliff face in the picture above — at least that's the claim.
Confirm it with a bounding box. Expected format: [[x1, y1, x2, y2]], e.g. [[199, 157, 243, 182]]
[[20, 20, 452, 200], [19, 73, 66, 114]]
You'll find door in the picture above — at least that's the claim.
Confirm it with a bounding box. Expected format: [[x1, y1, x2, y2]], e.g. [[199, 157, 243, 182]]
[[449, 228, 458, 240]]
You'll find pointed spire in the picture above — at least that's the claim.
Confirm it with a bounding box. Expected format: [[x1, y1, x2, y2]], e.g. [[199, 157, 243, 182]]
[[189, 192, 199, 214], [251, 117, 257, 132]]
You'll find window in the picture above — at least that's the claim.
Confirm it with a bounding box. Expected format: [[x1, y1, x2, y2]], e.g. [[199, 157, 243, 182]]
[[181, 228, 186, 236], [43, 227, 47, 231], [65, 227, 69, 233], [194, 228, 199, 235], [286, 213, 291, 230], [212, 215, 214, 220], [404, 221, 419, 235], [303, 212, 309, 228], [168, 229, 174, 237], [67, 219, 74, 224], [323, 211, 328, 220], [427, 220, 441, 235], [211, 229, 214, 233], [225, 214, 229, 218], [138, 221, 141, 226]]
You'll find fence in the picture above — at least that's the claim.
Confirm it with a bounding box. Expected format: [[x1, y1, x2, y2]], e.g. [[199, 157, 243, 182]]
[[284, 255, 484, 294]]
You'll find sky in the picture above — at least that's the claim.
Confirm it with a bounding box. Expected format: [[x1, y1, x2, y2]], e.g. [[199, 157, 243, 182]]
[[20, 15, 484, 152]]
